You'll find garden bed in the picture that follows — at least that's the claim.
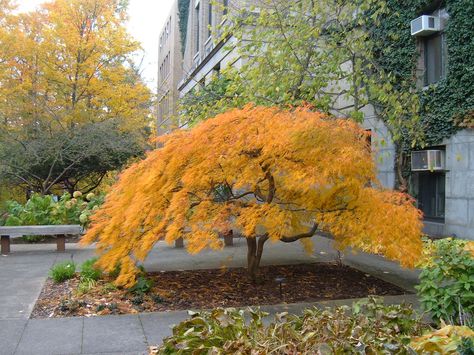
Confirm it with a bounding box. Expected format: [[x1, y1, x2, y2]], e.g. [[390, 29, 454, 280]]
[[31, 262, 407, 319]]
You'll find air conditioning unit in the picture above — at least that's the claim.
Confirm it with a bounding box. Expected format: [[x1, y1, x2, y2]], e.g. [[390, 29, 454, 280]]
[[411, 150, 445, 171], [411, 15, 440, 36]]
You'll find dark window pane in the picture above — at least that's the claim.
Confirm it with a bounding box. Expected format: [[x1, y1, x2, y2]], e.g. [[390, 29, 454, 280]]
[[418, 173, 445, 221], [223, 0, 228, 15], [196, 4, 200, 52], [424, 33, 447, 86], [209, 3, 213, 37]]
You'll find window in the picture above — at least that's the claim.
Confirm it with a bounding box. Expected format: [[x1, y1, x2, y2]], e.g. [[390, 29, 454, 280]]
[[223, 0, 228, 15], [416, 172, 445, 221], [424, 32, 447, 86], [208, 3, 213, 38], [213, 62, 221, 77], [195, 4, 200, 53], [422, 8, 448, 86]]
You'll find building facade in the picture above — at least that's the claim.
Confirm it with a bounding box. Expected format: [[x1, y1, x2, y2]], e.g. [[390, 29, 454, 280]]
[[178, 0, 254, 97], [363, 2, 474, 240], [157, 0, 190, 134], [159, 0, 474, 240]]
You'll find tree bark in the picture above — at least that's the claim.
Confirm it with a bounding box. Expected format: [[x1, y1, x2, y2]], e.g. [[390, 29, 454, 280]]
[[394, 144, 409, 193], [246, 235, 269, 283]]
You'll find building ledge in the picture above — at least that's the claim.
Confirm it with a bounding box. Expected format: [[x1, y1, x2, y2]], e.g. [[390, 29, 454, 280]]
[[178, 34, 231, 91], [423, 220, 445, 237]]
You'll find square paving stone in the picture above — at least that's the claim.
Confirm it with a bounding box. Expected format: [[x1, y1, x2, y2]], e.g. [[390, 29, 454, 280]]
[[0, 296, 35, 320], [139, 311, 188, 346], [0, 319, 27, 355], [82, 315, 147, 354], [14, 318, 83, 355]]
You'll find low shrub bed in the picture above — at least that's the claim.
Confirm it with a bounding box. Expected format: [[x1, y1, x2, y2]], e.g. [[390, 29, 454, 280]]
[[152, 298, 474, 354]]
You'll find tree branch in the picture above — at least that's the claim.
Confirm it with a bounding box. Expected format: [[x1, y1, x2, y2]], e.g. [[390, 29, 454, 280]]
[[280, 223, 319, 243]]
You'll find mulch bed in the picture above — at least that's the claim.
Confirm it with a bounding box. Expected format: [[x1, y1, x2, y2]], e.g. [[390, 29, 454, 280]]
[[31, 263, 407, 319]]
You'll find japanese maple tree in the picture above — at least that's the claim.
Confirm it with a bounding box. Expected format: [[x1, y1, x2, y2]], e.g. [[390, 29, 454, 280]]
[[82, 106, 423, 287]]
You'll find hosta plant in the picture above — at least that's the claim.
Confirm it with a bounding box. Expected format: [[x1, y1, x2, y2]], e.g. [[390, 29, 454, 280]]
[[0, 192, 104, 229], [410, 324, 474, 354], [157, 297, 427, 354]]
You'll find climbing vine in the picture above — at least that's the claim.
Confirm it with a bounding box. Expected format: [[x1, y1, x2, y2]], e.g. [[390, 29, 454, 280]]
[[178, 0, 190, 55], [370, 0, 474, 148]]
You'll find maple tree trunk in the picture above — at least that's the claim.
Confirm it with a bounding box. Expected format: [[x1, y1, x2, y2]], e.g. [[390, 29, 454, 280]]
[[246, 235, 269, 283], [395, 145, 409, 193]]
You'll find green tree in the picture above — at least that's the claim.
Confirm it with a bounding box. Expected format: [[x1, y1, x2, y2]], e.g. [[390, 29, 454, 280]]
[[0, 121, 145, 195], [179, 0, 423, 189], [177, 70, 243, 127]]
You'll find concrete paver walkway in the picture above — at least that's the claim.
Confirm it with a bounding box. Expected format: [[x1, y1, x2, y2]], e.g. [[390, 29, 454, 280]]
[[1, 294, 419, 355], [0, 236, 420, 354]]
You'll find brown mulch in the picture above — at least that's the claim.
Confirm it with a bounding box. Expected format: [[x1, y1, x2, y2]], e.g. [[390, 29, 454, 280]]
[[31, 263, 407, 319]]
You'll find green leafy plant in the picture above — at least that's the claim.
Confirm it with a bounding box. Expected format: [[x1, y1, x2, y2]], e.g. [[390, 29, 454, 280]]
[[131, 295, 144, 306], [21, 235, 47, 243], [129, 275, 153, 295], [58, 298, 81, 314], [49, 261, 76, 283], [0, 191, 104, 230], [158, 297, 427, 354], [80, 257, 103, 282], [416, 238, 474, 325]]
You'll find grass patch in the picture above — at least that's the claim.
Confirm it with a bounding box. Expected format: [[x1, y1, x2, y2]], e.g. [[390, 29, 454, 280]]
[[49, 261, 76, 283]]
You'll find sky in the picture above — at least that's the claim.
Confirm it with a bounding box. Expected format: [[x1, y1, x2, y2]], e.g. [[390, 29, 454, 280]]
[[14, 0, 174, 92]]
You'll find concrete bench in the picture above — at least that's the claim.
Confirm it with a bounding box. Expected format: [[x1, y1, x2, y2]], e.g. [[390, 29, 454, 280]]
[[0, 225, 83, 255]]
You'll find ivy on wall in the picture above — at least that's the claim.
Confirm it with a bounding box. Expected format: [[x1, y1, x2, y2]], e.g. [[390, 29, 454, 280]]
[[370, 0, 474, 148], [178, 0, 191, 55]]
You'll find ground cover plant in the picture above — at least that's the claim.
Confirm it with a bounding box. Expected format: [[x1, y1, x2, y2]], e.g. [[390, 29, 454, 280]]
[[154, 297, 429, 354], [31, 262, 406, 318], [82, 106, 423, 287], [49, 261, 76, 283], [80, 258, 103, 282]]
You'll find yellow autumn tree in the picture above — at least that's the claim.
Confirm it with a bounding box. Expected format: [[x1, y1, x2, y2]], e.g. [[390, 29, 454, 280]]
[[0, 0, 150, 131], [0, 0, 152, 194], [82, 106, 424, 287]]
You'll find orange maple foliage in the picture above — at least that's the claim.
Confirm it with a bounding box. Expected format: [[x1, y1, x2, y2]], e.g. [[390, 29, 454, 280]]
[[82, 106, 423, 287]]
